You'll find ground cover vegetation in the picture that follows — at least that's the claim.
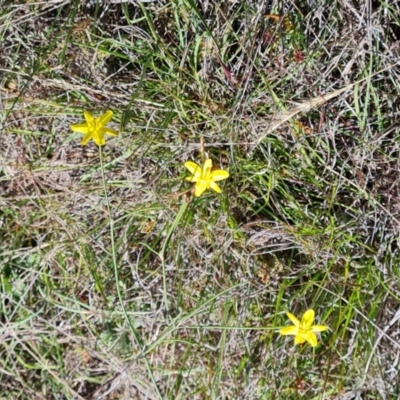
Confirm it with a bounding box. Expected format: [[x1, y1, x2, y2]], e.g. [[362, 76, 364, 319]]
[[0, 0, 399, 398]]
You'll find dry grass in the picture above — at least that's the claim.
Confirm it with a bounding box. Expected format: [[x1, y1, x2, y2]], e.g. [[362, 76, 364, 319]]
[[1, 0, 400, 399]]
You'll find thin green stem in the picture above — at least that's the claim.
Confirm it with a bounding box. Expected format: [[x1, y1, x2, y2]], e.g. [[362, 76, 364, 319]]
[[99, 145, 162, 399]]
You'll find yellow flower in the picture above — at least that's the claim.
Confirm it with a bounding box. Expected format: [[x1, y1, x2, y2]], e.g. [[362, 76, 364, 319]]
[[71, 110, 118, 146], [279, 309, 328, 347], [184, 158, 229, 197]]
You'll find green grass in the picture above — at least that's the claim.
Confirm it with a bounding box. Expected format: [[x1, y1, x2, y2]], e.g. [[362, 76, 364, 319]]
[[1, 0, 400, 399]]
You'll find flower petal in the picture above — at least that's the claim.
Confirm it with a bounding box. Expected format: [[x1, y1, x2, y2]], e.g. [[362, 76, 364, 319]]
[[279, 326, 298, 336], [304, 332, 318, 347], [210, 169, 229, 181], [81, 132, 93, 146], [101, 127, 118, 137], [294, 334, 307, 345], [194, 181, 207, 197], [70, 123, 89, 134], [97, 110, 114, 126], [203, 158, 212, 176], [84, 110, 95, 124], [209, 181, 222, 193], [286, 312, 301, 328], [301, 309, 315, 329], [185, 161, 202, 177], [310, 325, 329, 333], [92, 131, 106, 146]]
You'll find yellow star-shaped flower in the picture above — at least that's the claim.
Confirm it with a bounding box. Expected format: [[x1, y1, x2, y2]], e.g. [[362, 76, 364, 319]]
[[184, 158, 229, 197], [70, 110, 118, 146], [279, 309, 329, 347]]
